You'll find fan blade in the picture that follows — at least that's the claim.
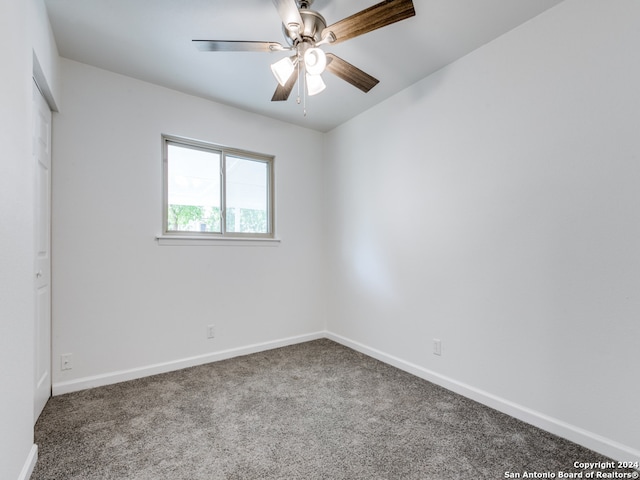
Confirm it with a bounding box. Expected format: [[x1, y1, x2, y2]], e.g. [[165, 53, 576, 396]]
[[193, 40, 288, 52], [325, 53, 379, 93], [322, 0, 415, 45], [272, 71, 298, 101], [272, 0, 304, 36]]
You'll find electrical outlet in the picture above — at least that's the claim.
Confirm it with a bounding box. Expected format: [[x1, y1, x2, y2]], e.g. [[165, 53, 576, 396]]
[[207, 324, 215, 339], [61, 353, 73, 371], [433, 339, 442, 356]]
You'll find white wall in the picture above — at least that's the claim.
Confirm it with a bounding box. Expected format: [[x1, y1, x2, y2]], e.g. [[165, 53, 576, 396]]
[[52, 59, 326, 391], [1, 0, 59, 478], [325, 0, 640, 462], [0, 0, 34, 476]]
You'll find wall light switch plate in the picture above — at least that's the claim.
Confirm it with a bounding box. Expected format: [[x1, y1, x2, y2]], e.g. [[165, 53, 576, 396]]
[[61, 353, 73, 370], [433, 339, 442, 356]]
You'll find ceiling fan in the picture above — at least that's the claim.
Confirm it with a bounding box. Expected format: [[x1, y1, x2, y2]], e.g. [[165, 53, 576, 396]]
[[193, 0, 416, 105]]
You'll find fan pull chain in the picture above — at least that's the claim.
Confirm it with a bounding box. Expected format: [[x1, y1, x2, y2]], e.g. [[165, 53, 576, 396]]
[[296, 49, 301, 105], [303, 72, 307, 117]]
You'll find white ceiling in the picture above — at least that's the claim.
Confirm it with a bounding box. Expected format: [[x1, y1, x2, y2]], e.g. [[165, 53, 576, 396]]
[[43, 0, 564, 132]]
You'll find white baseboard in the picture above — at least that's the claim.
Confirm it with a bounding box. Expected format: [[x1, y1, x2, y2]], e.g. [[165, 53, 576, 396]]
[[325, 331, 640, 465], [52, 331, 325, 396], [50, 330, 639, 465], [18, 444, 37, 480]]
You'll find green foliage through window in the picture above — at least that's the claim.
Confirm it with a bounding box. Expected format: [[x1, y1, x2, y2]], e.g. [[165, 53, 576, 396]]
[[226, 208, 267, 233], [168, 205, 222, 232]]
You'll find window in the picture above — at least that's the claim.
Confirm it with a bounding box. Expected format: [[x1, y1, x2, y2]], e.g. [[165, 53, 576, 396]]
[[163, 135, 274, 238]]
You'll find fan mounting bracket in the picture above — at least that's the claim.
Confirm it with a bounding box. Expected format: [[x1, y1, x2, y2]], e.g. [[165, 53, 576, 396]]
[[283, 6, 327, 47]]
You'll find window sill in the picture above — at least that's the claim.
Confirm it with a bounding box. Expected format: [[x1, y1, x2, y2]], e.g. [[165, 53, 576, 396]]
[[156, 235, 281, 246]]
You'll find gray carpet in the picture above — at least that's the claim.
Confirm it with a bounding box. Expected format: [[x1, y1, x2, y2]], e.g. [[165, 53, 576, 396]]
[[32, 339, 633, 479]]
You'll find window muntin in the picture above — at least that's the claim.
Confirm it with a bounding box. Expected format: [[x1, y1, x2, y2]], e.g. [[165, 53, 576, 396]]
[[163, 136, 274, 238]]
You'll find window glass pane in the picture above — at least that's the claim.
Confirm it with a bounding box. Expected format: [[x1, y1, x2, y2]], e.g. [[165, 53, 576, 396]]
[[167, 143, 221, 232], [225, 156, 269, 234]]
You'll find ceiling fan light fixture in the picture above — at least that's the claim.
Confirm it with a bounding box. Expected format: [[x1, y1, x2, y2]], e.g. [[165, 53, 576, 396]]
[[306, 73, 326, 96], [304, 47, 326, 75], [271, 56, 296, 87], [195, 0, 416, 108]]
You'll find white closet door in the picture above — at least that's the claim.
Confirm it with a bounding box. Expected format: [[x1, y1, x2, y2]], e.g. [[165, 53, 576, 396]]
[[33, 80, 52, 423]]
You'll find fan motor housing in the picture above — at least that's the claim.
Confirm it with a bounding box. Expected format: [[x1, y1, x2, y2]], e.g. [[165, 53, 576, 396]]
[[283, 9, 327, 46]]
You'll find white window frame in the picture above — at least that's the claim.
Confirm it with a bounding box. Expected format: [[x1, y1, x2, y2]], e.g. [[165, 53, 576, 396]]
[[161, 134, 275, 242]]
